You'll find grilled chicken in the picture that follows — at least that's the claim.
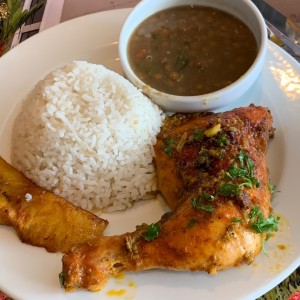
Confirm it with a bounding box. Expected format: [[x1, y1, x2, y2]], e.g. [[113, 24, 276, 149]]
[[62, 105, 277, 292], [0, 156, 108, 253]]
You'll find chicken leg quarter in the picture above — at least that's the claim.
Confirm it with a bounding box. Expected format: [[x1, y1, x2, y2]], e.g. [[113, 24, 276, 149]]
[[62, 105, 276, 292]]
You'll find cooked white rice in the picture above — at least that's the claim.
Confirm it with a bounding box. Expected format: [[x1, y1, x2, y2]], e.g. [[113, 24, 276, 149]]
[[11, 61, 164, 211]]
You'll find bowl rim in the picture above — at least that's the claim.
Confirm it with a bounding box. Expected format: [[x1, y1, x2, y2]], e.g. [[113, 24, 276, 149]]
[[118, 0, 268, 107]]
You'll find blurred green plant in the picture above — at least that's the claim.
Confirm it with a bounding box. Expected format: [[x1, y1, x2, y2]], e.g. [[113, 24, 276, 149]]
[[0, 0, 46, 55], [257, 267, 300, 300]]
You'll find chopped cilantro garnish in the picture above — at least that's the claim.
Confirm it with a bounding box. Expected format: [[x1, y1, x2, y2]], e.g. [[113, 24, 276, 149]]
[[218, 150, 225, 158], [249, 206, 280, 234], [216, 133, 229, 147], [202, 191, 215, 201], [197, 150, 211, 169], [142, 223, 160, 241], [231, 217, 242, 223], [187, 218, 197, 227], [265, 233, 272, 241], [59, 272, 65, 288], [219, 182, 241, 197], [219, 150, 260, 197], [248, 206, 280, 254], [226, 150, 260, 188], [190, 129, 204, 142], [201, 205, 214, 213], [268, 183, 279, 197], [237, 150, 248, 164], [226, 163, 249, 180], [191, 193, 215, 213], [163, 138, 174, 157], [191, 196, 202, 209]]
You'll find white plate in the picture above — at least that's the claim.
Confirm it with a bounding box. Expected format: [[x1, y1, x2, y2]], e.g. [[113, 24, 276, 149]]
[[0, 8, 300, 300]]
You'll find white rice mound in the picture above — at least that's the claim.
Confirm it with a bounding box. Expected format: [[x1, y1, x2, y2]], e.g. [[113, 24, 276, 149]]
[[11, 61, 165, 211]]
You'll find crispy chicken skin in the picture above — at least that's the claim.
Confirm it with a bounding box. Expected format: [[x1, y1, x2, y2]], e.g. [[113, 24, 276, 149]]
[[0, 156, 108, 253], [155, 105, 273, 213], [62, 105, 275, 292]]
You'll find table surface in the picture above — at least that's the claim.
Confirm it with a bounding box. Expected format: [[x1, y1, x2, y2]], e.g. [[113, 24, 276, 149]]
[[0, 1, 299, 299]]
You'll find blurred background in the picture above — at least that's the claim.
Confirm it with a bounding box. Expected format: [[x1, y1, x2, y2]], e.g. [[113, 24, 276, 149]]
[[10, 0, 300, 47]]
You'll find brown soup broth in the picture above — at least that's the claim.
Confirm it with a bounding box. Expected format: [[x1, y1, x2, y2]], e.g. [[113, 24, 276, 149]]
[[127, 5, 258, 96]]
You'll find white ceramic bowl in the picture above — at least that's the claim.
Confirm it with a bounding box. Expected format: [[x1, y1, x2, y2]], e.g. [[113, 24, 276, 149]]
[[119, 0, 268, 112]]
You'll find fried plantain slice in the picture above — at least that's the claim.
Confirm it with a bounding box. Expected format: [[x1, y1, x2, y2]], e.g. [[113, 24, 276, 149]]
[[0, 156, 108, 253]]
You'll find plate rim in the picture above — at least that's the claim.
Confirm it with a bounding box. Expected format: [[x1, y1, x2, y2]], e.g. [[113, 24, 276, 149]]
[[0, 7, 299, 300]]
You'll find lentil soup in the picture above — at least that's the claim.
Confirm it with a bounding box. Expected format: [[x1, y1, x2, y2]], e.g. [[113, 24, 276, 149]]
[[127, 5, 258, 96]]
